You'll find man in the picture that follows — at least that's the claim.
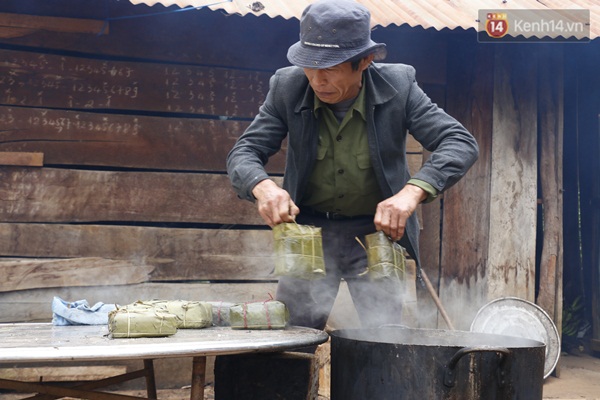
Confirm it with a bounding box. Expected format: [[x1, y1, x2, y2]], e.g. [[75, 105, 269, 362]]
[[227, 0, 478, 330]]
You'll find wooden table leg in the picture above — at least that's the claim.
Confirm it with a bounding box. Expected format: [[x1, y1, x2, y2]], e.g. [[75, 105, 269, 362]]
[[143, 359, 157, 399], [190, 356, 206, 400]]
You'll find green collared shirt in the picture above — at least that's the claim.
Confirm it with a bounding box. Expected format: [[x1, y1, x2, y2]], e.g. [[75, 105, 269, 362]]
[[302, 84, 384, 216], [301, 83, 438, 215]]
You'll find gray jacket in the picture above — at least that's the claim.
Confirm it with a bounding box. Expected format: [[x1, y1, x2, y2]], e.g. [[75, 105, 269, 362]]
[[227, 63, 479, 266]]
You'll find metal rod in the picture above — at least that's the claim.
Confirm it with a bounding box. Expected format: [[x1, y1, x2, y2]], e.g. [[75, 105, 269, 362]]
[[420, 268, 455, 330]]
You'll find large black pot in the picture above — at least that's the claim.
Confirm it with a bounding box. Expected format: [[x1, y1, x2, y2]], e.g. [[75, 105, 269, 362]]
[[330, 327, 545, 400]]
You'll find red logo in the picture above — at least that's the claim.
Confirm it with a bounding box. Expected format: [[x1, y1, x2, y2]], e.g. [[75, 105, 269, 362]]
[[485, 13, 509, 38]]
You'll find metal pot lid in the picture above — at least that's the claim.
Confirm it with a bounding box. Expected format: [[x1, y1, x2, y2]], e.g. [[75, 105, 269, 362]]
[[470, 296, 560, 379]]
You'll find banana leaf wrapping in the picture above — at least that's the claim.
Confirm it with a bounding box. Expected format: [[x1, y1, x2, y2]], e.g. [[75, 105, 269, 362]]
[[124, 300, 213, 329], [230, 300, 289, 330], [272, 222, 325, 280], [108, 307, 178, 338], [363, 231, 406, 281], [207, 301, 235, 326]]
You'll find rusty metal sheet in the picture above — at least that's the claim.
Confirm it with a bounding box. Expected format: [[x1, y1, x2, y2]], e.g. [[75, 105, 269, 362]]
[[128, 0, 599, 40]]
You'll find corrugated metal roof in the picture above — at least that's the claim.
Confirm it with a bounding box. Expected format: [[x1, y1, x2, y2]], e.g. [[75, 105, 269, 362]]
[[128, 0, 598, 40]]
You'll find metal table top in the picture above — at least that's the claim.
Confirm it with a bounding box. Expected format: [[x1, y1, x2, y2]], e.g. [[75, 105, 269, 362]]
[[0, 323, 329, 364]]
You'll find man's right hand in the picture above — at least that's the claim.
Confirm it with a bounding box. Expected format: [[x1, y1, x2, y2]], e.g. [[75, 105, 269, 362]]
[[252, 179, 300, 227]]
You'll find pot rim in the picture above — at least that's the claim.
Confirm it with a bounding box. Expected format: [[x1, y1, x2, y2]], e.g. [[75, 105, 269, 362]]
[[330, 326, 546, 349]]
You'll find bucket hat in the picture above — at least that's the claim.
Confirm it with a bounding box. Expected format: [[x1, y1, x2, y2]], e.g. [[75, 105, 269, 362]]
[[287, 0, 387, 69]]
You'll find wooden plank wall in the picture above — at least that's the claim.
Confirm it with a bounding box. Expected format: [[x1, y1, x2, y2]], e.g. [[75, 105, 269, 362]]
[[0, 0, 448, 325], [0, 1, 292, 321], [563, 40, 600, 352]]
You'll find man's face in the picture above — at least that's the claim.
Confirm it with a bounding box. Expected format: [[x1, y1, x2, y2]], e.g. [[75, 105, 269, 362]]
[[303, 56, 373, 104]]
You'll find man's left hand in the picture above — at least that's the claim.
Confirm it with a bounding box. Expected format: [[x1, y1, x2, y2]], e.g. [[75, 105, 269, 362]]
[[374, 184, 428, 241]]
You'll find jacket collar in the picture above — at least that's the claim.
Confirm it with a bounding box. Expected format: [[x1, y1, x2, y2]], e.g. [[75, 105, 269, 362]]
[[295, 74, 314, 114], [294, 63, 397, 113], [364, 63, 398, 106]]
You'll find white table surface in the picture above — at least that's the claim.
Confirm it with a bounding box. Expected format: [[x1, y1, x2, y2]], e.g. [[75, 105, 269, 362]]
[[0, 323, 330, 364]]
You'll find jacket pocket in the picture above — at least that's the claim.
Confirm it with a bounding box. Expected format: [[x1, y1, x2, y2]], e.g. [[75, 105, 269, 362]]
[[356, 152, 373, 169], [316, 139, 329, 160]]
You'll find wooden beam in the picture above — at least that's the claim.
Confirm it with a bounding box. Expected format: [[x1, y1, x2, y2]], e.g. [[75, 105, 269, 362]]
[[0, 257, 154, 292], [0, 366, 127, 382], [0, 106, 285, 173], [0, 27, 36, 39], [0, 224, 277, 283], [0, 12, 108, 35], [0, 167, 271, 225], [0, 151, 43, 166]]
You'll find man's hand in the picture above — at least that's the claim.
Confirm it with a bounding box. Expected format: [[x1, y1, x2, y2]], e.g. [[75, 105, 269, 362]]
[[374, 184, 428, 241], [252, 179, 300, 227]]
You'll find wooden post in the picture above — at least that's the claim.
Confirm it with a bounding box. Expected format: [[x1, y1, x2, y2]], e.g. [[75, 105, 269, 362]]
[[536, 44, 564, 376], [536, 44, 564, 317], [487, 44, 538, 302]]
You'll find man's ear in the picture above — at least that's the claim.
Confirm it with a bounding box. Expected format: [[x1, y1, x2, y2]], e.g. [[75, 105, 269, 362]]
[[360, 54, 376, 71]]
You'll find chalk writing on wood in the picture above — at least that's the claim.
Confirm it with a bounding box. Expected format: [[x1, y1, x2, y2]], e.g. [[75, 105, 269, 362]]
[[0, 106, 287, 172], [0, 49, 270, 118]]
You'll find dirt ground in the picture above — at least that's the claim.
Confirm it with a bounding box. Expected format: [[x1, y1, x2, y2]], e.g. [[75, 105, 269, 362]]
[[102, 353, 600, 400], [1, 351, 599, 399], [139, 353, 600, 400], [542, 352, 600, 399], [163, 353, 600, 400]]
